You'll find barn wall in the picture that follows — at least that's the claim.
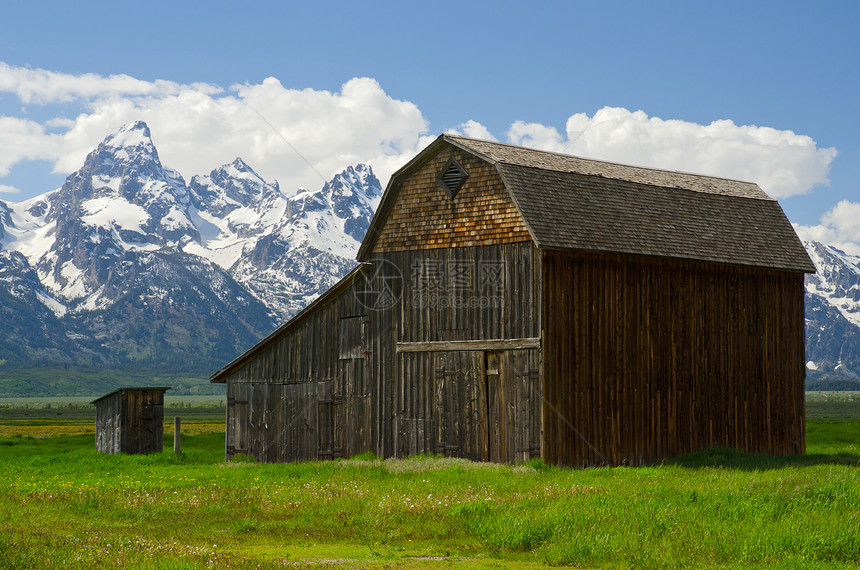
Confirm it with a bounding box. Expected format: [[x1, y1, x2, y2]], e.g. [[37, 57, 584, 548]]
[[221, 273, 374, 462], [541, 249, 807, 466], [222, 241, 543, 463], [373, 146, 532, 252], [373, 242, 542, 461]]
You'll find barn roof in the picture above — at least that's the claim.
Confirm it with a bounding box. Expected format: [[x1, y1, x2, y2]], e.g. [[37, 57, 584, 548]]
[[357, 135, 815, 273], [210, 263, 370, 383]]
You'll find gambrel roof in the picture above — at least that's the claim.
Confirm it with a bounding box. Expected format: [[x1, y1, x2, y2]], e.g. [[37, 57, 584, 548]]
[[358, 135, 815, 273]]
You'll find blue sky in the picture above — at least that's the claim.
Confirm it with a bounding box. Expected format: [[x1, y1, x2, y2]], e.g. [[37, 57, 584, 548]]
[[1, 1, 858, 247]]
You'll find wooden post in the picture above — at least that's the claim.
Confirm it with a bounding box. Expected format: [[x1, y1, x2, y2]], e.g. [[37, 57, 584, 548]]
[[174, 416, 181, 454]]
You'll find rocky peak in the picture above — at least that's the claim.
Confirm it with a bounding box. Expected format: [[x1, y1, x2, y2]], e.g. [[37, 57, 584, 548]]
[[0, 199, 10, 240], [189, 157, 282, 219], [322, 163, 382, 241]]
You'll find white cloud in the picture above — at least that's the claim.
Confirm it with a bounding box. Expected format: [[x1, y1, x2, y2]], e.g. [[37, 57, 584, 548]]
[[507, 120, 566, 151], [0, 184, 20, 194], [0, 116, 63, 176], [508, 107, 837, 199], [795, 201, 860, 254], [0, 62, 221, 104], [447, 120, 497, 141], [0, 63, 431, 195], [0, 63, 837, 205]]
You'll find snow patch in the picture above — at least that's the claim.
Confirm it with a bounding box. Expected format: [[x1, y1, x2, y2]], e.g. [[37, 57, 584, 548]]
[[105, 122, 151, 148], [81, 197, 150, 233], [187, 206, 222, 244], [36, 291, 67, 318]]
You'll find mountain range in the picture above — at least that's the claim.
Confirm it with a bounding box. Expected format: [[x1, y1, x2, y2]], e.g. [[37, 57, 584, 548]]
[[1, 121, 859, 393], [0, 122, 381, 376]]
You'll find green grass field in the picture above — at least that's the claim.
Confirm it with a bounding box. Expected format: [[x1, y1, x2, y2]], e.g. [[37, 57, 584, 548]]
[[0, 397, 859, 568]]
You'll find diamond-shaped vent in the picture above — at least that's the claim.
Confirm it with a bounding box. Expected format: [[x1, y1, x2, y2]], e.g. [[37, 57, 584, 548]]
[[436, 157, 468, 199]]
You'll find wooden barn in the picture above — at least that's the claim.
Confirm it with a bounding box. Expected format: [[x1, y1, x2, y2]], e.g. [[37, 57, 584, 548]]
[[211, 135, 815, 466], [93, 387, 169, 454]]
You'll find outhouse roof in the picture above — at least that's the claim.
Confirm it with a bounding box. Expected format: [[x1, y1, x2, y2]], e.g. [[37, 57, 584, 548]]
[[91, 386, 170, 405]]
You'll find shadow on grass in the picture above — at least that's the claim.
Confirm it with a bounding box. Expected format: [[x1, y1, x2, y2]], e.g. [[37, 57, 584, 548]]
[[667, 447, 860, 470]]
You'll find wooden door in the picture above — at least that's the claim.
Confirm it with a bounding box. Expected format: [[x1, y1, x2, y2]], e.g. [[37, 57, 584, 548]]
[[434, 351, 488, 461], [486, 350, 541, 462], [141, 400, 164, 454], [432, 349, 541, 463], [485, 351, 503, 461], [342, 359, 371, 457]]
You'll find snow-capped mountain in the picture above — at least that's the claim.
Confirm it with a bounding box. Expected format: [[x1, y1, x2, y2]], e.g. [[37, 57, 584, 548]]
[[803, 241, 860, 386], [6, 120, 856, 388], [227, 163, 381, 315], [0, 121, 381, 371], [185, 158, 381, 315], [0, 200, 11, 241]]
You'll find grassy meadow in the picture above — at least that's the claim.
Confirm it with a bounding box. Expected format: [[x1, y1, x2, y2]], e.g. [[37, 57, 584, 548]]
[[0, 396, 858, 568]]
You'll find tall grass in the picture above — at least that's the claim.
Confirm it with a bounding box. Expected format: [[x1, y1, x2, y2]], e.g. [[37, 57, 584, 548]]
[[0, 421, 858, 568]]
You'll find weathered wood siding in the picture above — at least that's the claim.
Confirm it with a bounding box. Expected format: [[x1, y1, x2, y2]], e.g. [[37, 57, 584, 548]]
[[95, 391, 122, 454], [378, 242, 543, 462], [222, 241, 543, 463], [221, 273, 375, 462], [541, 249, 806, 466], [95, 388, 166, 454], [393, 348, 541, 462], [373, 146, 532, 252]]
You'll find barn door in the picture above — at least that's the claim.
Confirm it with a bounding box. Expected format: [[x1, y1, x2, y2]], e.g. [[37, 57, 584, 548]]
[[432, 349, 541, 463], [486, 350, 541, 463], [342, 359, 371, 457], [279, 383, 318, 462], [512, 350, 542, 461], [434, 351, 488, 461], [485, 351, 505, 462]]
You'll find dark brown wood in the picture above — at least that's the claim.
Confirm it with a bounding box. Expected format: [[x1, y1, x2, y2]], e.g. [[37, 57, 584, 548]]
[[214, 137, 808, 468], [93, 387, 169, 455], [174, 416, 180, 454], [541, 249, 806, 466], [397, 338, 540, 352]]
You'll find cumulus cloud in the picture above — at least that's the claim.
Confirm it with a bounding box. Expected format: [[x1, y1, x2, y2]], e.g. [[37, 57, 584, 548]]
[[507, 120, 566, 151], [0, 63, 431, 195], [508, 107, 837, 198], [0, 184, 20, 194], [0, 63, 837, 204], [0, 62, 221, 104], [446, 120, 497, 141], [795, 201, 860, 255], [0, 116, 63, 176]]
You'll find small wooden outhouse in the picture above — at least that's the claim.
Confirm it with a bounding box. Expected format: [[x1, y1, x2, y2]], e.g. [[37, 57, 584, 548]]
[[93, 387, 170, 454]]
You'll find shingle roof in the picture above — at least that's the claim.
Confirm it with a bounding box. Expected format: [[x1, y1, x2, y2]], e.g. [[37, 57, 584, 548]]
[[358, 134, 815, 273], [498, 164, 811, 271], [447, 135, 773, 201]]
